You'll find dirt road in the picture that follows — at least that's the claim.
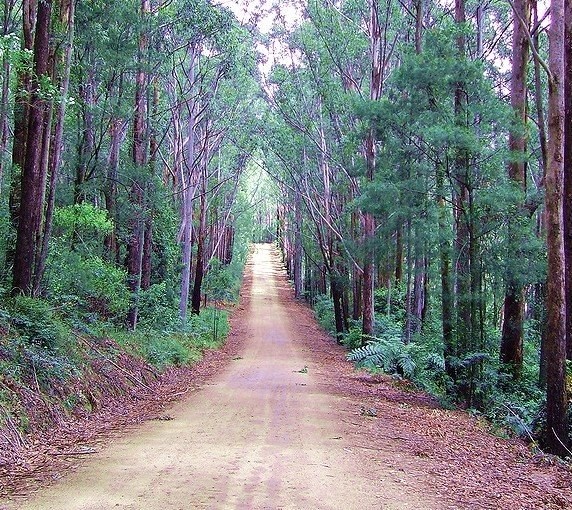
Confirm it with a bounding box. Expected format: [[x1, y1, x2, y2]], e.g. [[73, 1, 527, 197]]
[[5, 244, 440, 510]]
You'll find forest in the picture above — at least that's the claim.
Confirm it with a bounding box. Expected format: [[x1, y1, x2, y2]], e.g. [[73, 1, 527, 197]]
[[0, 0, 570, 468]]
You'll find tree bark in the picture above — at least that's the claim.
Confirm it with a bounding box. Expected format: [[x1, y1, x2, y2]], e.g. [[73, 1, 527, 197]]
[[362, 0, 384, 341], [33, 0, 75, 296], [564, 0, 572, 360], [74, 45, 96, 204], [0, 0, 16, 186], [104, 116, 126, 263], [126, 0, 151, 330], [8, 0, 37, 271], [500, 0, 531, 378], [543, 0, 569, 457], [191, 174, 207, 315], [293, 190, 303, 298], [454, 0, 473, 365], [12, 0, 52, 295], [179, 46, 198, 323], [437, 161, 455, 378]]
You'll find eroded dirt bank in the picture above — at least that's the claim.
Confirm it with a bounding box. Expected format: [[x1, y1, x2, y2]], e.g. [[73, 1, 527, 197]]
[[2, 244, 571, 509]]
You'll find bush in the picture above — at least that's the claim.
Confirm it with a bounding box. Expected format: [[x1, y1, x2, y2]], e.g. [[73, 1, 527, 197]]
[[7, 296, 73, 352], [340, 323, 363, 350], [314, 295, 335, 334], [374, 283, 407, 322], [46, 250, 130, 321], [136, 282, 179, 330], [142, 334, 195, 369], [203, 259, 242, 302], [112, 307, 230, 370]]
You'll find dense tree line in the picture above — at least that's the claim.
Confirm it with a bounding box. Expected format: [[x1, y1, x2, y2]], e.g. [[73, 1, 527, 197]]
[[265, 0, 570, 456], [0, 0, 262, 331], [0, 0, 570, 457]]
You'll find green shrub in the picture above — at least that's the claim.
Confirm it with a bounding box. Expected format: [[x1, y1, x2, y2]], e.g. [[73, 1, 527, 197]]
[[112, 307, 230, 370], [143, 334, 194, 369], [314, 295, 335, 334], [188, 307, 229, 348], [203, 259, 241, 302], [348, 338, 417, 379], [46, 250, 130, 321], [374, 283, 407, 322], [8, 296, 73, 352], [340, 324, 363, 350], [136, 282, 179, 329]]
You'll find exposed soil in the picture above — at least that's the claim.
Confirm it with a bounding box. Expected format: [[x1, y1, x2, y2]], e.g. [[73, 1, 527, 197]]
[[1, 244, 572, 509]]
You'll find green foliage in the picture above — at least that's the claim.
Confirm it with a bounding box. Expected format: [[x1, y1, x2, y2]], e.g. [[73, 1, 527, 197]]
[[54, 203, 113, 238], [7, 297, 73, 352], [0, 300, 79, 395], [314, 295, 336, 335], [115, 307, 229, 370], [203, 259, 241, 302], [348, 339, 416, 379], [136, 283, 179, 330], [340, 324, 363, 350], [142, 333, 196, 369], [46, 251, 130, 321], [0, 33, 32, 72]]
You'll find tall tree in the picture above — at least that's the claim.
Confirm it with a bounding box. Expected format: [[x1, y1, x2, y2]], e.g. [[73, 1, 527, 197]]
[[126, 0, 151, 329], [362, 0, 387, 340], [544, 0, 569, 456], [12, 0, 53, 295], [500, 0, 531, 378], [564, 0, 572, 361]]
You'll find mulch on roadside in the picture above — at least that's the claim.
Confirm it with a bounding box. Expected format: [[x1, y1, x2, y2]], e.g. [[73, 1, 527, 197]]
[[271, 250, 572, 510], [0, 261, 253, 502], [3, 248, 572, 510]]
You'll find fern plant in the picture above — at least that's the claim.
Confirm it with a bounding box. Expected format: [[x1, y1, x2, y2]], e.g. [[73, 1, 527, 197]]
[[348, 338, 417, 379]]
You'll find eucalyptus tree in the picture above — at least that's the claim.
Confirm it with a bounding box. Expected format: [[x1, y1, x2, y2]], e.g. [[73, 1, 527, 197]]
[[564, 0, 572, 362], [160, 0, 259, 321], [12, 0, 76, 296], [265, 47, 357, 338], [0, 0, 19, 185], [125, 0, 152, 329], [543, 0, 568, 457], [499, 0, 534, 380]]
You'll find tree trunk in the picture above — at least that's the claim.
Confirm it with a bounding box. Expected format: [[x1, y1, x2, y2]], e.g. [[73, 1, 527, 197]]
[[126, 0, 150, 330], [0, 0, 15, 186], [361, 0, 385, 341], [453, 0, 474, 381], [500, 0, 531, 378], [331, 273, 345, 342], [395, 225, 403, 283], [543, 0, 569, 457], [191, 176, 207, 315], [141, 79, 159, 292], [179, 47, 198, 323], [33, 0, 75, 296], [74, 46, 95, 204], [438, 160, 455, 379], [293, 191, 303, 298], [12, 0, 52, 295], [564, 0, 572, 361], [8, 0, 37, 271], [104, 116, 126, 262]]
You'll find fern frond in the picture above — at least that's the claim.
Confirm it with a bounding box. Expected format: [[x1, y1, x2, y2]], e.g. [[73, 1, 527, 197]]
[[397, 353, 416, 379], [425, 353, 446, 372], [461, 352, 490, 367]]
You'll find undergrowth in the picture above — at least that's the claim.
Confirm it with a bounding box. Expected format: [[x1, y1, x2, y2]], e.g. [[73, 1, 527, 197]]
[[0, 293, 233, 440], [314, 293, 571, 448]]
